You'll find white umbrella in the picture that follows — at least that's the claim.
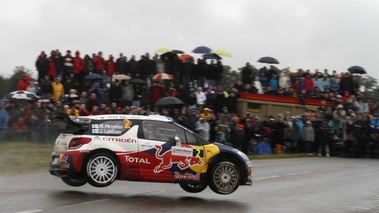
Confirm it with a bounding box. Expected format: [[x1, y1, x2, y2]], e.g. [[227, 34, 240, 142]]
[[5, 90, 40, 101], [113, 74, 131, 80]]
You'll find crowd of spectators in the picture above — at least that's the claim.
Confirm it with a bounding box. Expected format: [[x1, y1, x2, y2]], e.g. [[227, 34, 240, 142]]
[[0, 49, 378, 158]]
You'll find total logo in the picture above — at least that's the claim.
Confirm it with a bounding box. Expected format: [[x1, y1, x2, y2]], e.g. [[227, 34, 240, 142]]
[[125, 156, 151, 164]]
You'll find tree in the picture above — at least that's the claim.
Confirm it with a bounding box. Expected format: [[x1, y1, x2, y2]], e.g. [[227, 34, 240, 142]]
[[221, 65, 240, 89], [358, 75, 379, 102], [0, 66, 35, 97]]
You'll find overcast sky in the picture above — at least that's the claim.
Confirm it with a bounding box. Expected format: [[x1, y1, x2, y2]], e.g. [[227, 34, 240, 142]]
[[1, 0, 379, 79]]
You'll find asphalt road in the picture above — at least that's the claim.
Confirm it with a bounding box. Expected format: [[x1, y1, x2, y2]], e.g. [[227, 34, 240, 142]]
[[1, 157, 379, 213]]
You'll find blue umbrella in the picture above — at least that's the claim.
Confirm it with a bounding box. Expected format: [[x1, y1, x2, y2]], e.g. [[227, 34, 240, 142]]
[[85, 73, 103, 80], [203, 53, 222, 60], [348, 66, 366, 74], [258, 56, 279, 64], [192, 46, 212, 54]]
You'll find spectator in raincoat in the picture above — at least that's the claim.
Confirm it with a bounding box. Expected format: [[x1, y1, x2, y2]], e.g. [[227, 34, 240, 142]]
[[0, 99, 10, 141], [105, 54, 115, 84], [35, 51, 49, 84], [72, 51, 84, 81], [51, 77, 64, 102], [17, 74, 31, 90]]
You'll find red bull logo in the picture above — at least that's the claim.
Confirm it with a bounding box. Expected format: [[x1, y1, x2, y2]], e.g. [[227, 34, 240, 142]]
[[60, 154, 70, 169], [154, 145, 203, 173]]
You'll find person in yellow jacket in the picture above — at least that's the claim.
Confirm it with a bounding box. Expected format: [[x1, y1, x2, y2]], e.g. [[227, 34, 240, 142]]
[[200, 107, 213, 120], [51, 77, 64, 102]]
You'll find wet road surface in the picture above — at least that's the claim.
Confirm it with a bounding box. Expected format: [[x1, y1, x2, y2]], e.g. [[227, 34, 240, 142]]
[[1, 157, 379, 213]]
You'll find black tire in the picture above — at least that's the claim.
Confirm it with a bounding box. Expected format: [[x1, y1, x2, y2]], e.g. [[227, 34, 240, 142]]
[[86, 153, 118, 187], [209, 161, 240, 195], [61, 176, 87, 187], [179, 182, 208, 193]]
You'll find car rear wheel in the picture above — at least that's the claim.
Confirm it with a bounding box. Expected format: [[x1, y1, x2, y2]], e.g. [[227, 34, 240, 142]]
[[61, 176, 87, 187], [86, 153, 118, 187], [209, 161, 240, 195], [179, 182, 208, 193]]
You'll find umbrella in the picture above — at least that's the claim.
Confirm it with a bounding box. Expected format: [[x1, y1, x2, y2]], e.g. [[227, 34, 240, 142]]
[[85, 73, 103, 80], [113, 74, 131, 80], [130, 78, 147, 85], [171, 49, 184, 54], [192, 46, 212, 54], [161, 51, 177, 60], [155, 97, 184, 105], [153, 73, 174, 80], [212, 49, 232, 57], [203, 53, 222, 60], [6, 90, 39, 101], [155, 47, 171, 54], [179, 54, 194, 62], [258, 56, 280, 64], [348, 66, 366, 74]]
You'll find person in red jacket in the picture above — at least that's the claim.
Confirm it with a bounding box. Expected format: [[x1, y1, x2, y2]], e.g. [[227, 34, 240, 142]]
[[47, 56, 57, 79], [304, 73, 314, 93], [17, 74, 31, 90], [105, 55, 115, 84], [73, 50, 84, 82], [93, 51, 105, 76], [150, 81, 164, 105], [10, 117, 29, 141]]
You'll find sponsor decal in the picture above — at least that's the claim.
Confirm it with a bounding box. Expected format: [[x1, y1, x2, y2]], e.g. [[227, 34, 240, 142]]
[[174, 172, 200, 180], [154, 145, 203, 173], [125, 156, 151, 164], [59, 154, 70, 169], [172, 147, 193, 157], [103, 137, 137, 143]]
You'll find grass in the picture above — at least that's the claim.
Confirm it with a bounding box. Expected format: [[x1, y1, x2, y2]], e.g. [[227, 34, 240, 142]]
[[0, 142, 314, 175], [0, 142, 53, 174]]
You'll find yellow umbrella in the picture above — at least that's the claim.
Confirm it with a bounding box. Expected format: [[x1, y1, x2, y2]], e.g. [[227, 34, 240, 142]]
[[155, 47, 171, 54], [212, 49, 232, 57]]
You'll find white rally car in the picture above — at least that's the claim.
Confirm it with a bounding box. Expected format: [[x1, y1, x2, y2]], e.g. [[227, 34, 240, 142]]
[[49, 112, 253, 195]]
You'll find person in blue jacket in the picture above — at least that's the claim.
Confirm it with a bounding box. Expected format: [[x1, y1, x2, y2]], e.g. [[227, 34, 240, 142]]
[[0, 99, 10, 142]]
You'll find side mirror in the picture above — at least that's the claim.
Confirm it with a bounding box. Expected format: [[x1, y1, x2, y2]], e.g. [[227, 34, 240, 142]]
[[175, 136, 181, 146]]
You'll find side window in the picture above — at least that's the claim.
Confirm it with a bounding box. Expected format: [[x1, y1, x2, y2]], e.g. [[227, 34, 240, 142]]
[[185, 131, 198, 145], [141, 121, 158, 140], [141, 121, 186, 143]]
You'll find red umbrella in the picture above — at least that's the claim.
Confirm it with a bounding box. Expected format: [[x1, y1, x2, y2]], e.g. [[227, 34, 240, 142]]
[[153, 73, 174, 80], [179, 54, 194, 62]]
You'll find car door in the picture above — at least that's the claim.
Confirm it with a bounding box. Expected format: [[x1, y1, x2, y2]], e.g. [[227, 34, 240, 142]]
[[137, 121, 206, 182]]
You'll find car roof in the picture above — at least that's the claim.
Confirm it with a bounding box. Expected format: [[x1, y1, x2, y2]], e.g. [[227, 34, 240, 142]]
[[71, 114, 173, 122]]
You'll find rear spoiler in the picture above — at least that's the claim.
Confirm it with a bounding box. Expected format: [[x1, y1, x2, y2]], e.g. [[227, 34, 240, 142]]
[[51, 112, 90, 133]]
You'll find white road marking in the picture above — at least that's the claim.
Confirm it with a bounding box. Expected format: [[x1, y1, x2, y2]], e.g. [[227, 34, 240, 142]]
[[15, 210, 43, 213], [348, 206, 371, 210], [254, 175, 279, 180], [61, 199, 110, 208], [284, 171, 311, 176]]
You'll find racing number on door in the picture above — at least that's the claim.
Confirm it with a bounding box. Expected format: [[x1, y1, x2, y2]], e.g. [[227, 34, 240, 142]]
[[193, 149, 204, 158], [123, 118, 131, 129]]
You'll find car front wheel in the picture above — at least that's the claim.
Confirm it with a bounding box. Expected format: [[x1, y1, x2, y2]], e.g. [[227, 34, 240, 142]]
[[61, 176, 87, 187], [209, 161, 240, 195], [179, 182, 208, 193], [86, 153, 118, 187]]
